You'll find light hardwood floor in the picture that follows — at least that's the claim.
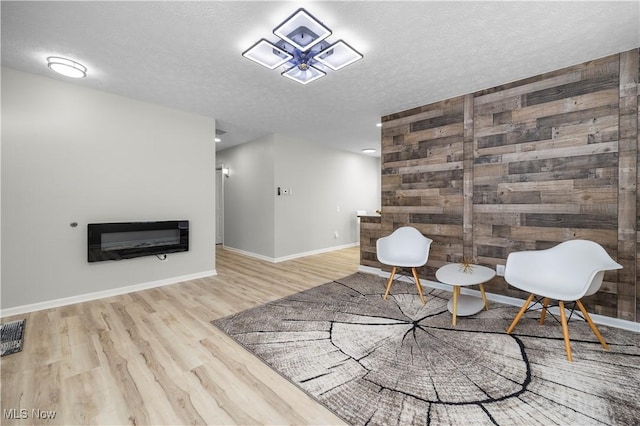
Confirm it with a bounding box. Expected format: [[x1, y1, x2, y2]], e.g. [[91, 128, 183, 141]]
[[1, 246, 361, 425]]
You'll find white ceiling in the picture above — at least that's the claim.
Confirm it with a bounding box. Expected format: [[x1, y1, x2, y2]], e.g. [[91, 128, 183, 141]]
[[2, 1, 639, 156]]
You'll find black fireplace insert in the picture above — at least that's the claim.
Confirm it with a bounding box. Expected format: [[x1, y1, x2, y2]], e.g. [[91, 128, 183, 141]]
[[88, 221, 189, 262]]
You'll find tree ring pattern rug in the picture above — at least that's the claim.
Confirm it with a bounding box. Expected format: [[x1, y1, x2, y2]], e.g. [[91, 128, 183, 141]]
[[213, 273, 640, 425]]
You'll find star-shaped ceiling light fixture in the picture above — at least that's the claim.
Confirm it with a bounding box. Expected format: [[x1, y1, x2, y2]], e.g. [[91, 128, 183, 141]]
[[242, 8, 363, 85]]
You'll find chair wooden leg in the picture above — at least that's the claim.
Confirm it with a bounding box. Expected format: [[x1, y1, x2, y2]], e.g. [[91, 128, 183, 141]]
[[478, 283, 489, 311], [506, 293, 535, 334], [576, 299, 609, 351], [539, 297, 549, 325], [383, 267, 397, 300], [559, 301, 573, 362], [411, 267, 426, 304]]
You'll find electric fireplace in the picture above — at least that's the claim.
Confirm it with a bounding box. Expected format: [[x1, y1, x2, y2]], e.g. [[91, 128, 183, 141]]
[[88, 221, 189, 262]]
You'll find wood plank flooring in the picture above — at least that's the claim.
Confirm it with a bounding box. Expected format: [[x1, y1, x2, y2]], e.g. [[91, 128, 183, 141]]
[[1, 246, 360, 425]]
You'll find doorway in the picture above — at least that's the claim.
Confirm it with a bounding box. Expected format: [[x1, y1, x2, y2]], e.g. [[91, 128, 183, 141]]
[[215, 167, 224, 245]]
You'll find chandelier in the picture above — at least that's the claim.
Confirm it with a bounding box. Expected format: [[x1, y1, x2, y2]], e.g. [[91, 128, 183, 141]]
[[242, 8, 363, 85]]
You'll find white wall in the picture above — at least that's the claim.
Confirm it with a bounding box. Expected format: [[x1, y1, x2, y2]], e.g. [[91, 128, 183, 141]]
[[1, 68, 216, 311], [217, 134, 380, 260], [274, 135, 380, 259], [216, 135, 276, 257]]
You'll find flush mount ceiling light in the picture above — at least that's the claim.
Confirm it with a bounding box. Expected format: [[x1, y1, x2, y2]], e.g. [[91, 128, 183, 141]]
[[314, 40, 363, 71], [47, 56, 87, 78], [362, 148, 377, 154], [215, 128, 227, 143], [242, 8, 363, 85], [242, 39, 293, 69]]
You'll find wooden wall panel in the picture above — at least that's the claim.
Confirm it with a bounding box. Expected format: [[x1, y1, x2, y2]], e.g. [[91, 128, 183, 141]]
[[473, 54, 621, 315], [374, 49, 639, 323], [381, 97, 465, 279], [617, 49, 638, 322], [359, 216, 381, 268]]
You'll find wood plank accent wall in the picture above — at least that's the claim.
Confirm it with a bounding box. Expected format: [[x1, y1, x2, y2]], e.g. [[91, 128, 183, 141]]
[[381, 96, 466, 280], [618, 50, 639, 321], [373, 48, 639, 323], [360, 215, 381, 268]]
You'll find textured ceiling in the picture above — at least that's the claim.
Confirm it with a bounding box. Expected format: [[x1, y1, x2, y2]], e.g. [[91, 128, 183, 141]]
[[2, 1, 639, 156]]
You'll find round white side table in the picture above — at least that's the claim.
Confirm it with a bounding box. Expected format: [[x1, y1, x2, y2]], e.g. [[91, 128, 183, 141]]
[[435, 263, 496, 326]]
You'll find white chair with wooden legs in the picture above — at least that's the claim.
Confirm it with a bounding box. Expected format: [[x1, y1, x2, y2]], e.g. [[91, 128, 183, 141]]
[[504, 240, 622, 361], [376, 227, 433, 304]]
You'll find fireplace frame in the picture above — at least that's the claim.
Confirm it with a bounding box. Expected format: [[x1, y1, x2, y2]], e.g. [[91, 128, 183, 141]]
[[88, 220, 189, 262]]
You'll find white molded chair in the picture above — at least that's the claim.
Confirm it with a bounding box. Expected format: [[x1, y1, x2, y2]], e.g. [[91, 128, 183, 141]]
[[376, 227, 433, 304], [504, 240, 622, 361]]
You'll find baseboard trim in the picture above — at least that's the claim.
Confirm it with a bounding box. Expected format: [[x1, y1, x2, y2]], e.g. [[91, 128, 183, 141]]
[[1, 270, 217, 318], [274, 243, 359, 263], [357, 265, 640, 333], [222, 246, 274, 262], [224, 243, 359, 263]]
